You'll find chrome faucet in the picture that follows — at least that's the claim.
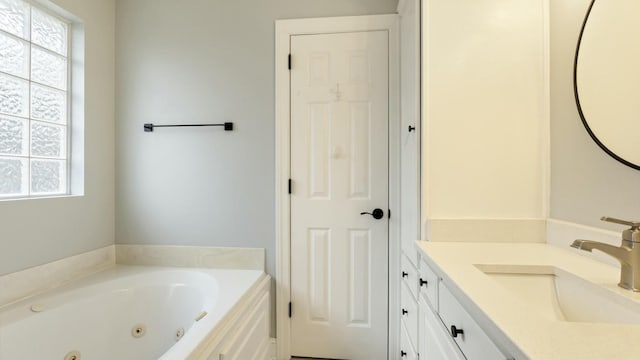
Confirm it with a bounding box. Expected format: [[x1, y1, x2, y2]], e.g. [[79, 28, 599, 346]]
[[571, 217, 640, 291]]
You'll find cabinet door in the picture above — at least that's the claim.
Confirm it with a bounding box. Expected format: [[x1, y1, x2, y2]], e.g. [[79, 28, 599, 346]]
[[401, 281, 419, 348], [439, 283, 507, 360], [419, 296, 466, 360], [401, 254, 419, 299], [399, 0, 421, 267], [418, 257, 439, 311], [400, 320, 418, 360]]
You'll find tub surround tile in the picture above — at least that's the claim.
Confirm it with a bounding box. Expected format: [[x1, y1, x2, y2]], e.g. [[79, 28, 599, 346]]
[[0, 245, 265, 308], [0, 246, 115, 307], [115, 245, 265, 271]]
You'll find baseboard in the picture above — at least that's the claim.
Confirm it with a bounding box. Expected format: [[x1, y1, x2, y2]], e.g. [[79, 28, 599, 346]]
[[269, 338, 277, 360], [425, 218, 546, 243]]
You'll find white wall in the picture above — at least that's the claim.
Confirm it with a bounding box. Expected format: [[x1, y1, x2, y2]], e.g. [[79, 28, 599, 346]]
[[115, 0, 398, 280], [550, 0, 640, 230], [421, 0, 547, 240], [0, 0, 115, 275]]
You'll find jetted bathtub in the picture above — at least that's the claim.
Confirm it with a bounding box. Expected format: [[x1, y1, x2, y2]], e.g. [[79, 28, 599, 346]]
[[0, 266, 271, 360]]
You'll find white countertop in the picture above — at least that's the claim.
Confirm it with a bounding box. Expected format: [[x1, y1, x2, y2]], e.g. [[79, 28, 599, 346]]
[[415, 241, 640, 360]]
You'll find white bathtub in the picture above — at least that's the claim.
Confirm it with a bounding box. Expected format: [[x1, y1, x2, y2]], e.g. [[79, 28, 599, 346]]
[[0, 266, 270, 360]]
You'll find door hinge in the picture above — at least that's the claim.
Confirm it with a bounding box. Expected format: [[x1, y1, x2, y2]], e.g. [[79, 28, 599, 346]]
[[388, 209, 391, 219], [288, 302, 292, 318], [288, 179, 292, 194], [288, 54, 291, 70]]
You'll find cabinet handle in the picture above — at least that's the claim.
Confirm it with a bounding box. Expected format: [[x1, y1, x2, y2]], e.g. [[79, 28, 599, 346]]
[[402, 271, 408, 278], [400, 350, 407, 357], [402, 308, 408, 316], [451, 325, 464, 338], [419, 278, 428, 287]]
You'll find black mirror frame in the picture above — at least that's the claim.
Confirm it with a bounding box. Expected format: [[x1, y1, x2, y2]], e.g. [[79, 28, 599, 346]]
[[573, 0, 640, 171]]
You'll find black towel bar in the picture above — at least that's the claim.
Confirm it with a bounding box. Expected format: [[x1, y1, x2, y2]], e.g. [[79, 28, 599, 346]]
[[143, 122, 233, 132]]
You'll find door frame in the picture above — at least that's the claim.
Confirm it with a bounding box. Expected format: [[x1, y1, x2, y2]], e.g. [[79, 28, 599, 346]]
[[275, 14, 400, 360]]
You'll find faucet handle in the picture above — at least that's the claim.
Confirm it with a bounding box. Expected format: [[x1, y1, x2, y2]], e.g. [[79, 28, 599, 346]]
[[601, 216, 640, 229]]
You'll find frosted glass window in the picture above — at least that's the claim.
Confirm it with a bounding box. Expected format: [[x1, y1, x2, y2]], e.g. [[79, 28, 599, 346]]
[[31, 83, 66, 123], [0, 31, 29, 78], [31, 46, 66, 89], [0, 115, 27, 155], [31, 121, 65, 158], [31, 8, 66, 55], [0, 72, 28, 117], [0, 156, 27, 196], [0, 0, 69, 199], [0, 0, 29, 39], [31, 159, 65, 194]]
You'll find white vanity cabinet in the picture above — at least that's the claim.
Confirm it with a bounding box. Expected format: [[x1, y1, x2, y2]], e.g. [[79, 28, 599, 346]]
[[419, 296, 466, 360], [438, 283, 506, 360], [418, 257, 438, 310], [400, 253, 420, 359], [416, 253, 512, 360], [398, 0, 421, 356], [400, 319, 419, 360]]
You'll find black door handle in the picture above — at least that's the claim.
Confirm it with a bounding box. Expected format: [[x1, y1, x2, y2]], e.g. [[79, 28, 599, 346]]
[[360, 208, 384, 220]]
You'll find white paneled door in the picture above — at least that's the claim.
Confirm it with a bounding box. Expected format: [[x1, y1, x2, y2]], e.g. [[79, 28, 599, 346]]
[[290, 31, 389, 360]]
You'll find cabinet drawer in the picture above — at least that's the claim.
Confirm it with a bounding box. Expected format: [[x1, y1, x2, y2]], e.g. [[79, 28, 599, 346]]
[[419, 296, 466, 360], [400, 320, 418, 360], [400, 281, 418, 349], [438, 283, 507, 360], [419, 257, 439, 310], [401, 253, 419, 299]]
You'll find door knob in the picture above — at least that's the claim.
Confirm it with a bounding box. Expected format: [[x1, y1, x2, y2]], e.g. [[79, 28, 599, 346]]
[[360, 208, 384, 220]]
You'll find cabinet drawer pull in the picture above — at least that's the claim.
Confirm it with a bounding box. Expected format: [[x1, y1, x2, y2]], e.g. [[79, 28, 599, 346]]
[[400, 350, 407, 357], [450, 325, 464, 338], [419, 278, 428, 287], [402, 308, 408, 315], [402, 271, 408, 278]]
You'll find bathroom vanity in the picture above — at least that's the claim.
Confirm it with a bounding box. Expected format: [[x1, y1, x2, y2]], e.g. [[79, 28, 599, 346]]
[[401, 242, 640, 360]]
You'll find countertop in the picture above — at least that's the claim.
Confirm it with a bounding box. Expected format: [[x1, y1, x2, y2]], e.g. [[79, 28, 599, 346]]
[[415, 242, 640, 360]]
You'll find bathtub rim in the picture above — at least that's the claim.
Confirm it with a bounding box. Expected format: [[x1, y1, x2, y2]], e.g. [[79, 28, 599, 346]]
[[174, 273, 271, 359], [0, 265, 269, 360]]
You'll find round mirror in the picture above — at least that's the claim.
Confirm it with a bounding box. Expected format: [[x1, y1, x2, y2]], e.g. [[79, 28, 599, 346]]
[[575, 0, 640, 170]]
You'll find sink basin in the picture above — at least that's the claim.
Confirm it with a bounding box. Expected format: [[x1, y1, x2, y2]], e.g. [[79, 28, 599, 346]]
[[475, 264, 640, 324]]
